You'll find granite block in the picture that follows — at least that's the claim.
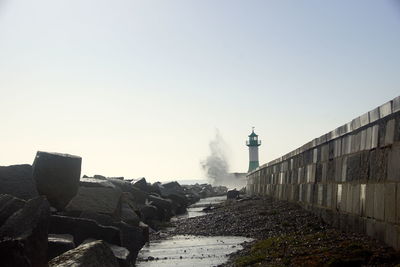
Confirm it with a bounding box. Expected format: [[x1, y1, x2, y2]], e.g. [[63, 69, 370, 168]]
[[369, 107, 380, 123], [347, 153, 361, 181], [341, 156, 347, 182], [352, 184, 360, 215], [360, 184, 366, 216], [384, 183, 396, 223], [360, 112, 370, 127], [393, 96, 400, 113], [380, 101, 392, 118], [372, 125, 379, 149], [398, 184, 400, 225], [385, 223, 398, 249], [360, 129, 367, 151], [365, 184, 375, 218], [374, 184, 385, 221], [385, 119, 395, 146]]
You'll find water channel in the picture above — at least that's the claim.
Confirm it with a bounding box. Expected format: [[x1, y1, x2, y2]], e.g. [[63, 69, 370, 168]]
[[136, 196, 253, 267]]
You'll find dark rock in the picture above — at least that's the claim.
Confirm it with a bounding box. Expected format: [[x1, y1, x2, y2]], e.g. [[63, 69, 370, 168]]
[[109, 178, 135, 192], [0, 194, 26, 226], [0, 239, 31, 267], [65, 186, 122, 216], [0, 196, 50, 267], [49, 240, 119, 267], [93, 174, 107, 180], [139, 205, 158, 222], [227, 189, 240, 199], [120, 201, 140, 226], [83, 238, 132, 267], [0, 164, 38, 200], [48, 234, 75, 260], [112, 221, 147, 263], [147, 195, 173, 220], [49, 215, 121, 246], [80, 210, 116, 226], [79, 212, 148, 263], [133, 178, 149, 192], [128, 186, 148, 205], [80, 177, 115, 188], [33, 151, 82, 210]]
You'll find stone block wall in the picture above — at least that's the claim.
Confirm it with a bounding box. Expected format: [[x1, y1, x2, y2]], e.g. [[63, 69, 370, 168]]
[[247, 96, 400, 250]]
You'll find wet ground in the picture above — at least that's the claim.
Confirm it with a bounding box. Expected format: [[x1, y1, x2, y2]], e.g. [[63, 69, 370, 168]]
[[138, 196, 400, 266], [137, 196, 252, 267], [136, 235, 253, 267]]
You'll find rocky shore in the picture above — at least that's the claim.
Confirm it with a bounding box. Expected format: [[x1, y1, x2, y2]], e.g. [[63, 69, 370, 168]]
[[154, 197, 400, 266], [0, 151, 227, 266]]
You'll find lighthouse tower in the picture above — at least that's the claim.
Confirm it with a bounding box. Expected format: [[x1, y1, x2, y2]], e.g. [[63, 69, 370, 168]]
[[246, 127, 261, 172]]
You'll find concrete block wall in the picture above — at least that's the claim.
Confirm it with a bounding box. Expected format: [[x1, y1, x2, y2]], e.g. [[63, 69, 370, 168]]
[[247, 95, 400, 250]]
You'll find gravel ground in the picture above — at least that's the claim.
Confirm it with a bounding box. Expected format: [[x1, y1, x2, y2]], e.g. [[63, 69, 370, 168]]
[[150, 197, 400, 266]]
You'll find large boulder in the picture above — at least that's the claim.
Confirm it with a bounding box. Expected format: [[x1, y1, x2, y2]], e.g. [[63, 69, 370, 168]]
[[82, 238, 132, 267], [65, 186, 122, 216], [49, 240, 119, 267], [49, 215, 121, 246], [0, 194, 26, 226], [158, 181, 185, 197], [120, 194, 140, 226], [0, 196, 50, 267], [48, 234, 75, 260], [132, 178, 149, 192], [0, 239, 31, 267], [79, 211, 148, 264], [227, 189, 239, 199], [139, 204, 159, 223], [80, 176, 116, 188], [147, 195, 173, 220], [32, 151, 82, 210], [0, 164, 38, 200]]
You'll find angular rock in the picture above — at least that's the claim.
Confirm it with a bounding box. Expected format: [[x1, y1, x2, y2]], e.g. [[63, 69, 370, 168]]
[[0, 164, 38, 200], [33, 151, 82, 210], [80, 177, 115, 188], [132, 178, 149, 192], [147, 195, 173, 220], [49, 240, 119, 267], [120, 201, 140, 226], [65, 186, 122, 216], [48, 234, 75, 260], [227, 189, 239, 199], [139, 205, 158, 222], [0, 194, 26, 226], [49, 215, 121, 246], [0, 196, 50, 267], [82, 238, 132, 267], [0, 239, 31, 267], [79, 212, 147, 263], [80, 210, 116, 226], [109, 178, 135, 192]]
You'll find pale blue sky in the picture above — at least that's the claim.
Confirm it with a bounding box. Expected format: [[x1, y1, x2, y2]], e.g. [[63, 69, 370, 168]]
[[0, 0, 399, 182]]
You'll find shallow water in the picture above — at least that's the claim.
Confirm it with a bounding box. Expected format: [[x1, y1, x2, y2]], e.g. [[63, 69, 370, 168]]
[[136, 235, 253, 267], [175, 195, 227, 219], [136, 196, 252, 266]]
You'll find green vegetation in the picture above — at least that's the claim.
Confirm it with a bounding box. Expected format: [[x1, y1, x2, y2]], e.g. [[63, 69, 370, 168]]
[[234, 231, 385, 267]]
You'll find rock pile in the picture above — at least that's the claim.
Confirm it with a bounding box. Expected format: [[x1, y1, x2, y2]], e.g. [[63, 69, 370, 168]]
[[0, 151, 227, 266]]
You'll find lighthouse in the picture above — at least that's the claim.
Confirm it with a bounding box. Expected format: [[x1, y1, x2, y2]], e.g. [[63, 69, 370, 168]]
[[246, 127, 261, 172]]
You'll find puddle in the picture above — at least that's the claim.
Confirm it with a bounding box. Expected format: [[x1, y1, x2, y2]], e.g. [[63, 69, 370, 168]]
[[136, 235, 253, 267]]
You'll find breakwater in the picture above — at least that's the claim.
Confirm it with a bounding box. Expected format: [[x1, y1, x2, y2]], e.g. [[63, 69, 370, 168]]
[[246, 96, 400, 250]]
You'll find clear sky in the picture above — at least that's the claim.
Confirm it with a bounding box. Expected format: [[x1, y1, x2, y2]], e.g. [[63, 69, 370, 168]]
[[1, 0, 399, 182]]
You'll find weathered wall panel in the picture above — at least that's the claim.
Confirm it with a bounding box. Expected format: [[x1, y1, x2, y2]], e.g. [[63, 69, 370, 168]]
[[247, 96, 400, 250]]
